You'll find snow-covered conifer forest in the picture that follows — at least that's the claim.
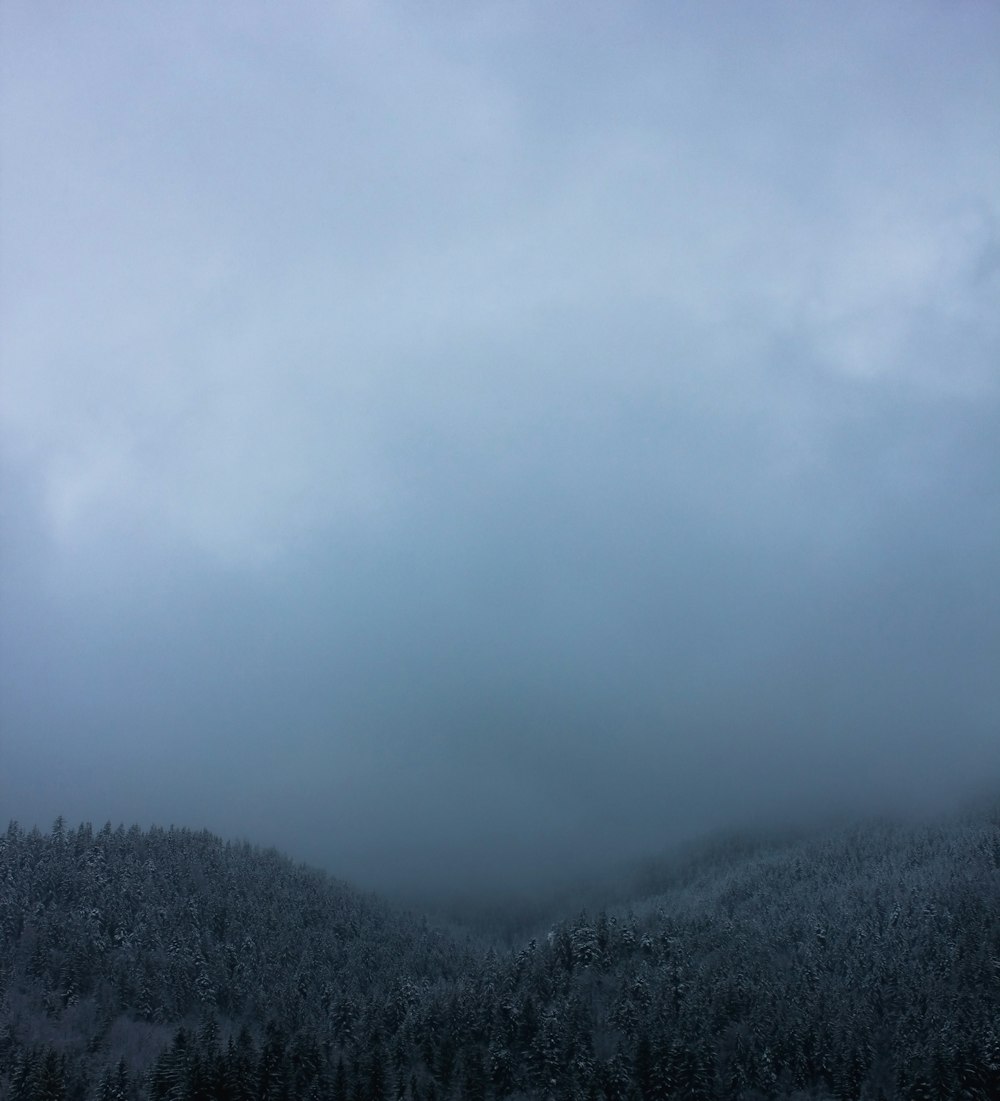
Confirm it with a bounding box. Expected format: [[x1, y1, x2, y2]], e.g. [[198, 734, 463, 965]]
[[2, 804, 999, 1100]]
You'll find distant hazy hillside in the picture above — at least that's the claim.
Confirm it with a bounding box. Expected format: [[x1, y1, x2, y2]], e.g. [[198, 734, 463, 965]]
[[2, 807, 999, 1100]]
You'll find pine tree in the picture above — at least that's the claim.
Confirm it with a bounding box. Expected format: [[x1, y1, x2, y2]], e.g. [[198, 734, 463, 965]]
[[332, 1056, 349, 1101], [35, 1049, 67, 1101]]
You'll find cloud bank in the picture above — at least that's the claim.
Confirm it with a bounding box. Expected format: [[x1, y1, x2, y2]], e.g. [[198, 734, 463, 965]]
[[2, 1, 999, 890]]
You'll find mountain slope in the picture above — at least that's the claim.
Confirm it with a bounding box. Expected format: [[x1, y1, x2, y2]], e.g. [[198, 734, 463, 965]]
[[2, 807, 999, 1100]]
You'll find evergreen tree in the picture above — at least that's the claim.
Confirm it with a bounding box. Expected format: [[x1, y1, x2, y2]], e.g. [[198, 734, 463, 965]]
[[332, 1057, 349, 1101]]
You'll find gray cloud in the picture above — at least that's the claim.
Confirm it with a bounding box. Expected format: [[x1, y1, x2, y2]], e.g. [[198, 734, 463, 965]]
[[2, 1, 999, 892]]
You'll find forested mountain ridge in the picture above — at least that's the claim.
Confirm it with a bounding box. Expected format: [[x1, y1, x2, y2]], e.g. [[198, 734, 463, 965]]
[[2, 807, 999, 1101]]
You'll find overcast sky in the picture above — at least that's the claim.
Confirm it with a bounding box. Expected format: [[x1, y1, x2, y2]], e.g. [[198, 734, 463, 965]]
[[2, 1, 999, 893]]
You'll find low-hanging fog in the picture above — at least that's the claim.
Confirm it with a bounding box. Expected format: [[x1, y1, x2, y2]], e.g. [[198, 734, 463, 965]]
[[2, 1, 999, 895]]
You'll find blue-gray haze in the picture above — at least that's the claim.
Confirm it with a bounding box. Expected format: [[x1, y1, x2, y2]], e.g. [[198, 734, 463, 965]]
[[2, 2, 999, 893]]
